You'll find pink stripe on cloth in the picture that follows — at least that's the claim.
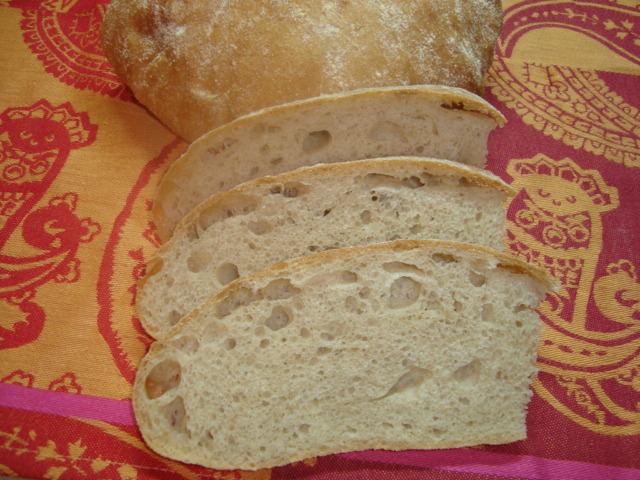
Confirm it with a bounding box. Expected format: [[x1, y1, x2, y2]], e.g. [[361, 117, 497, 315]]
[[3, 383, 637, 479], [340, 450, 640, 480], [0, 383, 136, 426]]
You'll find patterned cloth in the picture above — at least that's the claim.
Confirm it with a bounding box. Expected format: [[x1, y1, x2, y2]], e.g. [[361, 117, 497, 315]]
[[1, 0, 639, 478]]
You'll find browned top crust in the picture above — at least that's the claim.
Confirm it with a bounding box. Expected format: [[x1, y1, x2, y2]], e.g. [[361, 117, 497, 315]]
[[102, 0, 503, 141]]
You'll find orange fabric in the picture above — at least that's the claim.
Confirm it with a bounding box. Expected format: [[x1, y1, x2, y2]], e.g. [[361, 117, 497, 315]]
[[0, 0, 639, 478]]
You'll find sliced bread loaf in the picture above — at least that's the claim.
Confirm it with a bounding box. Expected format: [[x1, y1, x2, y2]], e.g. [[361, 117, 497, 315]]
[[153, 85, 506, 240], [133, 239, 557, 471], [138, 157, 515, 339]]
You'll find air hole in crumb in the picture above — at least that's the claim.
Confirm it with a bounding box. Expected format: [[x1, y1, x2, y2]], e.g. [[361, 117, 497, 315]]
[[422, 174, 442, 186], [216, 262, 239, 285], [341, 271, 358, 283], [403, 423, 413, 429], [145, 359, 181, 399], [323, 208, 332, 216], [261, 278, 301, 300], [162, 396, 188, 435], [300, 328, 311, 338], [265, 306, 292, 331], [317, 347, 332, 356], [260, 339, 270, 348], [299, 424, 310, 433], [205, 137, 238, 155], [320, 332, 334, 341], [383, 261, 424, 275], [186, 249, 212, 273], [406, 176, 425, 188], [432, 253, 457, 264], [223, 338, 236, 350], [270, 157, 283, 165], [168, 310, 183, 327], [270, 182, 311, 198], [515, 304, 529, 313], [248, 219, 272, 235], [468, 271, 486, 287], [375, 367, 432, 400], [497, 263, 525, 275], [458, 397, 470, 405], [441, 101, 465, 111], [388, 276, 421, 309], [458, 177, 473, 187], [515, 320, 524, 328], [481, 303, 494, 322], [302, 130, 332, 153], [452, 359, 481, 384], [382, 422, 394, 430], [360, 210, 371, 224]]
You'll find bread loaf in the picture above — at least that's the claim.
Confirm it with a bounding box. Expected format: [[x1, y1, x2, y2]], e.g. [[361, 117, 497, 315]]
[[102, 0, 503, 141], [153, 86, 505, 240], [138, 157, 515, 339], [133, 239, 556, 471]]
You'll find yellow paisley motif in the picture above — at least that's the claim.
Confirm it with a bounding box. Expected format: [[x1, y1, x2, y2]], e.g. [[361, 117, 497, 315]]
[[488, 2, 640, 167], [506, 153, 640, 434]]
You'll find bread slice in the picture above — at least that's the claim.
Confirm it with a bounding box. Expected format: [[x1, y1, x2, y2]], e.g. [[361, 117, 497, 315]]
[[138, 157, 515, 339], [133, 239, 557, 471], [153, 86, 506, 240]]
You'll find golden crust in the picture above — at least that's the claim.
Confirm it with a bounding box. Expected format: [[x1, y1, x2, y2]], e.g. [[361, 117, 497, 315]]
[[102, 0, 503, 141]]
